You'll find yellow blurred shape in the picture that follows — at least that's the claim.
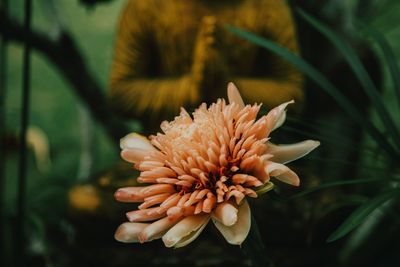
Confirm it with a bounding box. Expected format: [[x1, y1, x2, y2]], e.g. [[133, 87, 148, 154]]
[[68, 184, 101, 212]]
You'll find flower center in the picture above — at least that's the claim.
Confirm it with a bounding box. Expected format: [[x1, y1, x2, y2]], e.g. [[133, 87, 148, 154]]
[[180, 155, 242, 194]]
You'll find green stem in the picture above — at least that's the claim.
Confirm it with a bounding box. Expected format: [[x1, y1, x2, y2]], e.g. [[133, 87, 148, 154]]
[[241, 215, 274, 267]]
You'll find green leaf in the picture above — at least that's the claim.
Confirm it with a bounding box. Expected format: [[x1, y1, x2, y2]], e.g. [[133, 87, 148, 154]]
[[28, 212, 46, 243], [281, 125, 357, 152], [327, 189, 400, 242], [319, 195, 368, 218], [362, 24, 400, 110], [289, 178, 383, 199], [305, 156, 395, 173], [225, 25, 398, 159], [296, 9, 400, 151]]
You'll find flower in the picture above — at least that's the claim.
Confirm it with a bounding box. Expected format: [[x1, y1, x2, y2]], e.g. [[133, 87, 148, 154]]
[[114, 83, 319, 247]]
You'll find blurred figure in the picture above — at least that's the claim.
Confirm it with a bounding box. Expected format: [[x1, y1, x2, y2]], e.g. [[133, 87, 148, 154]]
[[70, 0, 304, 221], [108, 0, 303, 131]]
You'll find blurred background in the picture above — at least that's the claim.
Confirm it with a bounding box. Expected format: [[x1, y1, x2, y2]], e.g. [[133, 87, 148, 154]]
[[1, 0, 400, 266]]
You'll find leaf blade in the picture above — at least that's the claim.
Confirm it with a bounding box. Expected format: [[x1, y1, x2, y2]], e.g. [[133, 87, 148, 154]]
[[225, 25, 399, 158], [327, 189, 400, 242], [362, 24, 400, 111], [289, 178, 383, 199], [297, 9, 400, 151]]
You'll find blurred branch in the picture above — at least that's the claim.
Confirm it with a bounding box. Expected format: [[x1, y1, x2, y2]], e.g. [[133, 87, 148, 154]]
[[79, 0, 114, 8], [0, 8, 128, 143]]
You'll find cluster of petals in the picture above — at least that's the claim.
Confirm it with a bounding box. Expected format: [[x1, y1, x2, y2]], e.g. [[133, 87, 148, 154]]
[[114, 83, 319, 248]]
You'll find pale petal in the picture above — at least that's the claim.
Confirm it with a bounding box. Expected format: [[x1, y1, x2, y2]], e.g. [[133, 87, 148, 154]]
[[174, 218, 208, 248], [267, 140, 320, 164], [265, 162, 300, 186], [266, 100, 294, 132], [121, 149, 149, 163], [120, 133, 156, 151], [252, 156, 271, 183], [138, 216, 180, 243], [212, 202, 238, 226], [162, 214, 210, 248], [227, 82, 245, 108], [114, 187, 144, 203], [212, 199, 251, 245], [141, 184, 176, 196], [126, 208, 166, 222], [114, 222, 149, 243]]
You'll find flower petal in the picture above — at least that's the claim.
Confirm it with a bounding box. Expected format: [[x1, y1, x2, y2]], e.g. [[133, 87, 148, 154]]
[[162, 214, 210, 248], [114, 222, 149, 243], [120, 133, 156, 151], [212, 199, 251, 245], [267, 140, 320, 164], [212, 202, 238, 226], [126, 208, 166, 222], [120, 133, 157, 163], [120, 149, 149, 164], [266, 100, 294, 132], [138, 216, 181, 243], [173, 219, 208, 248], [265, 162, 300, 186], [114, 187, 145, 203], [227, 82, 245, 108]]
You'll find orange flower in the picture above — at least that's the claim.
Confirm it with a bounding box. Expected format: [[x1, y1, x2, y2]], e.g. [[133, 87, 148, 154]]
[[114, 83, 319, 247]]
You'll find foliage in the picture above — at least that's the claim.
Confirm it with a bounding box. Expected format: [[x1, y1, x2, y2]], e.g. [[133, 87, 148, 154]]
[[227, 9, 400, 247]]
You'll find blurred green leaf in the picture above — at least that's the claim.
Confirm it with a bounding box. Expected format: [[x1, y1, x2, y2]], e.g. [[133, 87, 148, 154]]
[[225, 25, 399, 159], [30, 185, 66, 205], [305, 156, 396, 173], [281, 125, 358, 152], [319, 195, 368, 219], [28, 212, 46, 244], [327, 189, 400, 242], [297, 9, 400, 151], [289, 178, 384, 199], [362, 25, 400, 109]]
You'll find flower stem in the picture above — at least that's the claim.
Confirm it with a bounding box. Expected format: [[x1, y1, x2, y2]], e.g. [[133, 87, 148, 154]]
[[242, 215, 274, 267]]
